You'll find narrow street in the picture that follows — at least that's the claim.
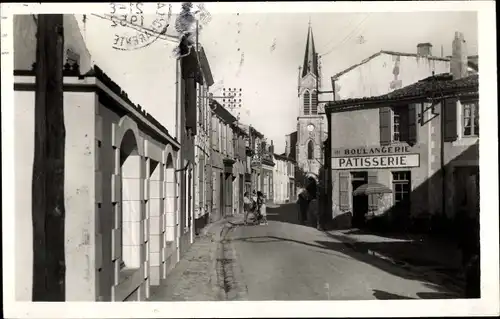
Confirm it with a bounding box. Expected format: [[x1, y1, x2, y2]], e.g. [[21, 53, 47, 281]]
[[223, 204, 462, 300]]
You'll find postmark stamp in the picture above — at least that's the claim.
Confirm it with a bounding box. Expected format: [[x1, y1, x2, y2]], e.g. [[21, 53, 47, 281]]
[[109, 2, 172, 51]]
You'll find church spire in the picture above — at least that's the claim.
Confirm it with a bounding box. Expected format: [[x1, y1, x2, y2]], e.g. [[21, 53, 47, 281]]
[[302, 22, 319, 78]]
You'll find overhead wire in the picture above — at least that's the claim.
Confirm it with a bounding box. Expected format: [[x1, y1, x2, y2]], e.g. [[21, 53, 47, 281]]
[[320, 16, 358, 51], [320, 13, 371, 58]]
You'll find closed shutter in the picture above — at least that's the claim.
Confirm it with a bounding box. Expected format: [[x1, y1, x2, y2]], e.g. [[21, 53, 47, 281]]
[[211, 117, 216, 148], [180, 78, 186, 128], [367, 171, 378, 211], [199, 158, 204, 211], [408, 103, 419, 145], [379, 107, 392, 146], [197, 84, 203, 129], [339, 172, 350, 210], [185, 78, 197, 135], [443, 98, 458, 142]]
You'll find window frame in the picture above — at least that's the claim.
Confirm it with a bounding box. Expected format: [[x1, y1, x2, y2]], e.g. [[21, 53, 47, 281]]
[[392, 171, 411, 205], [307, 140, 314, 160], [303, 90, 311, 115], [391, 106, 409, 143], [462, 101, 479, 137], [311, 90, 318, 115]]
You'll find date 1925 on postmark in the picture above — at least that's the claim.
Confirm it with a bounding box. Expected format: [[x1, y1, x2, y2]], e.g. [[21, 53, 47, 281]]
[[109, 2, 172, 51]]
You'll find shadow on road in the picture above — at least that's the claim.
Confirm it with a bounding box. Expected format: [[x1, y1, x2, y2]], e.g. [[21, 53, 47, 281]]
[[232, 235, 354, 261], [243, 204, 464, 298], [372, 289, 415, 300]]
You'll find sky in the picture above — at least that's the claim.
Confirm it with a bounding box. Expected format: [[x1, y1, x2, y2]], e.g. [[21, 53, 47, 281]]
[[77, 9, 478, 154]]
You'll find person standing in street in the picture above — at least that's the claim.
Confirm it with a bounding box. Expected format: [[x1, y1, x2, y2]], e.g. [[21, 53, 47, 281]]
[[297, 188, 309, 225], [257, 191, 268, 225], [243, 191, 253, 226]]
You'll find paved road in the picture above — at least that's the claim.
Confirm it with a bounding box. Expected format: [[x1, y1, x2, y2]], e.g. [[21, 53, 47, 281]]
[[227, 204, 461, 300]]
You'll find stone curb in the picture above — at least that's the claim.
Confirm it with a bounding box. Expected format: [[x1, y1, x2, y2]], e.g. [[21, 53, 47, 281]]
[[326, 231, 465, 294]]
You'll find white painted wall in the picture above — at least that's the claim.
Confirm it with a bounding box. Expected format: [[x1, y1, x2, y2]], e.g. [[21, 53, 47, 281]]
[[15, 90, 97, 301], [334, 53, 450, 100]]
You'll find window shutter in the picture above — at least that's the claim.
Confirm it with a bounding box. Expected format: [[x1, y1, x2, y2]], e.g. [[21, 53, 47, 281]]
[[443, 98, 458, 142], [180, 78, 186, 126], [367, 171, 378, 211], [379, 107, 392, 146], [407, 103, 418, 145], [339, 172, 350, 210], [185, 78, 197, 136], [211, 117, 216, 148]]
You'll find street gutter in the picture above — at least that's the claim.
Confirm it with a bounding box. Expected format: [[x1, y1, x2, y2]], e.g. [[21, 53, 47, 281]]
[[213, 217, 248, 301]]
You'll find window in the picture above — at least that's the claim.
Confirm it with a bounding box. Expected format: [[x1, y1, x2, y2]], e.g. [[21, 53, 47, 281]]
[[463, 102, 479, 137], [392, 107, 409, 142], [303, 91, 311, 115], [307, 140, 314, 160], [392, 171, 411, 205], [311, 91, 318, 114]]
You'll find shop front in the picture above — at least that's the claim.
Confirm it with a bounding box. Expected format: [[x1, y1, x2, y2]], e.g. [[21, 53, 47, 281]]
[[330, 144, 431, 229]]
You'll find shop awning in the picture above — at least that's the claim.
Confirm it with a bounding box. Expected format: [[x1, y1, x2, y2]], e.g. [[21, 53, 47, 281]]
[[353, 182, 392, 196]]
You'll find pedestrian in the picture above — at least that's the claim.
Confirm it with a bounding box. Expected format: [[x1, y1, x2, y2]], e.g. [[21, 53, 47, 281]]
[[257, 191, 268, 225], [297, 188, 309, 225], [243, 191, 253, 226]]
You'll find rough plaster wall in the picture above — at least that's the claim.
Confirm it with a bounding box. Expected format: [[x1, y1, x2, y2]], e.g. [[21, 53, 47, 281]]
[[14, 14, 92, 73], [335, 54, 450, 100], [330, 108, 380, 149], [15, 90, 96, 301]]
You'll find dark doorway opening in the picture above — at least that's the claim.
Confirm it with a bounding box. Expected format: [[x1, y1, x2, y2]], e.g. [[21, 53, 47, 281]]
[[351, 172, 368, 228], [392, 171, 411, 228], [219, 173, 224, 219], [239, 174, 244, 215]]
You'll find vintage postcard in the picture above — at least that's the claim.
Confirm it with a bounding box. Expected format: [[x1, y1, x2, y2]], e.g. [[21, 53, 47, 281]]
[[1, 1, 498, 318]]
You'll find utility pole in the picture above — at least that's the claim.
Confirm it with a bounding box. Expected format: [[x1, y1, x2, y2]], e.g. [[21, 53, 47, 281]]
[[32, 14, 66, 301]]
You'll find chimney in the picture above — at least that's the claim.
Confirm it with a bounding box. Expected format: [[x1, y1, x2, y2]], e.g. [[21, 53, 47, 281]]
[[417, 43, 433, 56], [451, 31, 468, 80]]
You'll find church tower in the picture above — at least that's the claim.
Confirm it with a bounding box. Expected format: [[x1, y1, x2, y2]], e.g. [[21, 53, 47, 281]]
[[296, 22, 326, 177]]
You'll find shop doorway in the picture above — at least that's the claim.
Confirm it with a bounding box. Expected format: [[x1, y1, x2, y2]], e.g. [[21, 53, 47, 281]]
[[351, 172, 368, 228], [219, 172, 224, 219], [239, 174, 244, 215], [392, 171, 411, 228]]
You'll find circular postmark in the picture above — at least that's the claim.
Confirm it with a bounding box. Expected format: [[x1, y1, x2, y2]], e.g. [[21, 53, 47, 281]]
[[109, 2, 173, 51]]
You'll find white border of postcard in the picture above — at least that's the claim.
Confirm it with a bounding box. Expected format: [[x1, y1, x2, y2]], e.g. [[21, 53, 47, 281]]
[[2, 1, 499, 318]]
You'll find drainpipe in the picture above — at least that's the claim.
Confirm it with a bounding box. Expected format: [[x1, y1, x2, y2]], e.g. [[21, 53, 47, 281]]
[[440, 98, 447, 225], [175, 57, 182, 261]]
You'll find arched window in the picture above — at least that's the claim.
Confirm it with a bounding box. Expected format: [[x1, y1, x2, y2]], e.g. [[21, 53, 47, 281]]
[[303, 91, 311, 115], [307, 140, 314, 160], [311, 91, 318, 114]]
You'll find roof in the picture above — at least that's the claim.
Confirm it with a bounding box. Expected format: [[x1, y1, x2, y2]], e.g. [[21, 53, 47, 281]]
[[238, 123, 265, 138], [326, 73, 478, 111], [301, 25, 319, 78], [198, 46, 214, 87], [210, 99, 238, 125], [87, 65, 177, 144], [274, 153, 297, 163], [331, 50, 478, 80]]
